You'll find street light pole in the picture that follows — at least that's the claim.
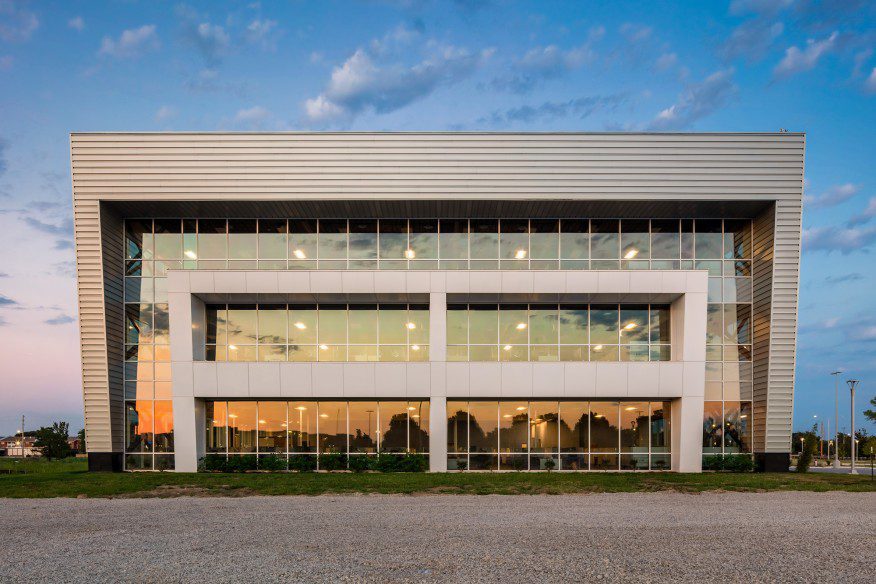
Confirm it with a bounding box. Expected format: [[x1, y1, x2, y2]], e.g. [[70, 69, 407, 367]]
[[831, 370, 842, 468], [847, 379, 860, 475]]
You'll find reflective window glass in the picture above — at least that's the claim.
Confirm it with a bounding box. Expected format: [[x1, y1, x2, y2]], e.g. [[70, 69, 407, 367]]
[[591, 220, 619, 259], [410, 220, 438, 260], [469, 305, 498, 345], [318, 219, 347, 260], [379, 401, 409, 452], [724, 219, 751, 259], [154, 219, 182, 260], [126, 219, 153, 260], [447, 402, 469, 453], [499, 402, 529, 452], [695, 219, 723, 258], [378, 304, 407, 344], [439, 219, 468, 259], [198, 219, 227, 259], [590, 305, 619, 345], [258, 401, 286, 453], [349, 219, 377, 260], [651, 402, 671, 453], [560, 219, 589, 259], [621, 220, 650, 260], [258, 219, 287, 259], [349, 401, 378, 453], [619, 306, 649, 344], [702, 401, 722, 452], [289, 304, 317, 344], [559, 402, 589, 452], [289, 219, 318, 262], [289, 401, 317, 452], [379, 220, 408, 260], [227, 305, 257, 345], [470, 219, 498, 259], [529, 305, 558, 345], [317, 402, 347, 453], [348, 304, 378, 344], [468, 401, 498, 453], [318, 304, 347, 344], [228, 220, 257, 260], [408, 401, 429, 452], [559, 306, 588, 344], [529, 220, 558, 259], [590, 402, 619, 452], [257, 304, 287, 345], [620, 402, 649, 451], [228, 401, 257, 453]]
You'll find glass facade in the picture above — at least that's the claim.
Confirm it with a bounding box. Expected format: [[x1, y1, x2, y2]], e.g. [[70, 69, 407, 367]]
[[123, 217, 754, 469], [204, 303, 429, 362], [447, 303, 670, 362], [206, 400, 429, 467], [447, 400, 671, 470]]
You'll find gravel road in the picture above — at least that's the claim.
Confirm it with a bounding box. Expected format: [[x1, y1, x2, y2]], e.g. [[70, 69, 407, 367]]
[[1, 492, 873, 583]]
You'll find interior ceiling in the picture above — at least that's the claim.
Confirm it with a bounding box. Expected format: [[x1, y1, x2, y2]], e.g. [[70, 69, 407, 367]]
[[105, 199, 772, 219]]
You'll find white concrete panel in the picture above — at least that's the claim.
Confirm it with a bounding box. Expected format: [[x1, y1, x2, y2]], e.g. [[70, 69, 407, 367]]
[[627, 363, 658, 398], [406, 363, 431, 397], [342, 271, 374, 293], [685, 272, 709, 294], [660, 271, 687, 294], [277, 271, 310, 293], [405, 271, 430, 293], [565, 271, 598, 293], [280, 363, 313, 397], [444, 271, 469, 293], [683, 362, 706, 397], [658, 362, 684, 398], [193, 362, 218, 397], [428, 272, 446, 292], [595, 363, 628, 397], [248, 362, 281, 397], [373, 271, 406, 293], [445, 363, 470, 397], [469, 271, 495, 293], [188, 271, 215, 294], [167, 271, 190, 293], [681, 292, 708, 362], [213, 271, 247, 293], [597, 272, 630, 294], [500, 362, 532, 396], [629, 271, 661, 295], [672, 395, 704, 472], [470, 362, 501, 396], [171, 361, 194, 397], [168, 292, 194, 362], [342, 363, 376, 397], [245, 271, 279, 294], [312, 364, 344, 397], [429, 293, 447, 362], [500, 271, 533, 293], [429, 363, 447, 397], [172, 398, 198, 472], [532, 271, 566, 293], [309, 271, 343, 291], [429, 397, 447, 472], [564, 363, 597, 397], [216, 362, 249, 397], [374, 363, 407, 397], [532, 363, 564, 397]]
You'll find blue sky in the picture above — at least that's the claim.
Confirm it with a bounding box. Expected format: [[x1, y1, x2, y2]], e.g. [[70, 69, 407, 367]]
[[0, 0, 874, 437]]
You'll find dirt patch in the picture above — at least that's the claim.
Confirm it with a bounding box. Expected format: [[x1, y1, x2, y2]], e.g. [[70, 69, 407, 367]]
[[110, 484, 259, 499]]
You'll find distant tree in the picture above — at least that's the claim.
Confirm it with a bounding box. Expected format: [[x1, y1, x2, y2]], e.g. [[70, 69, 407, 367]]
[[864, 396, 876, 425], [34, 422, 73, 460], [77, 428, 86, 453], [795, 424, 818, 473]]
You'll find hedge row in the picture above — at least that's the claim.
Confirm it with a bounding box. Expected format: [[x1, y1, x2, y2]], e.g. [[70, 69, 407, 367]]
[[702, 454, 755, 472], [200, 453, 428, 473]]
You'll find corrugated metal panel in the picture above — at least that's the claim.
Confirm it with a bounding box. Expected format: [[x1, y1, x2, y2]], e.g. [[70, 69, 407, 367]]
[[70, 132, 804, 455], [752, 205, 775, 454]]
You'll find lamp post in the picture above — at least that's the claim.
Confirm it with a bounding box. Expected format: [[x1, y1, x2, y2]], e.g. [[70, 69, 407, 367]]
[[846, 379, 860, 475], [831, 370, 842, 468]]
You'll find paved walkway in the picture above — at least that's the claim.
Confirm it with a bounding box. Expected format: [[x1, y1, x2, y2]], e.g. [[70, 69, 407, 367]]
[[1, 492, 873, 583]]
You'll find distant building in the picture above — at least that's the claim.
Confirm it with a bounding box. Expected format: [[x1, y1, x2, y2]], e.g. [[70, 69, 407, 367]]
[[0, 435, 41, 457]]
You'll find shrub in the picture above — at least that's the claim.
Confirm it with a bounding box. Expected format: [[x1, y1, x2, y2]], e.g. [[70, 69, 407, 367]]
[[543, 458, 556, 471], [319, 452, 347, 471], [348, 455, 374, 473], [201, 454, 228, 472], [226, 455, 259, 472], [702, 455, 724, 471], [796, 436, 817, 473], [289, 454, 317, 472], [374, 453, 403, 472], [456, 459, 468, 471], [397, 453, 428, 472], [723, 454, 754, 472], [259, 454, 287, 471]]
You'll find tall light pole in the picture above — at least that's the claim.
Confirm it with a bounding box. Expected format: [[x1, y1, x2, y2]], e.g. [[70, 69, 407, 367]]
[[847, 379, 860, 475], [831, 370, 842, 468]]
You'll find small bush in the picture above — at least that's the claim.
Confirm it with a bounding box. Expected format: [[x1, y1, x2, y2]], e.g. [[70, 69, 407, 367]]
[[319, 452, 347, 471], [259, 454, 287, 471], [702, 455, 724, 471], [543, 458, 556, 471], [201, 454, 228, 472], [456, 459, 468, 471], [796, 436, 817, 473], [348, 455, 374, 473], [723, 454, 754, 472], [397, 453, 428, 472], [289, 454, 317, 472], [226, 455, 259, 472]]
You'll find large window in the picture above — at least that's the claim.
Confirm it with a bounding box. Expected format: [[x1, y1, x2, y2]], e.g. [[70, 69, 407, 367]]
[[447, 401, 671, 471], [205, 303, 429, 362], [206, 400, 429, 468], [447, 303, 670, 362]]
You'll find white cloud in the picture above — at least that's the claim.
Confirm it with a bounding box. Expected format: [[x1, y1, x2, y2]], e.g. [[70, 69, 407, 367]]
[[804, 183, 859, 209], [648, 69, 737, 130], [186, 22, 230, 64], [865, 67, 876, 94], [774, 31, 838, 77], [0, 0, 39, 42], [655, 52, 678, 71], [802, 224, 876, 254], [304, 31, 490, 125], [619, 23, 652, 43], [729, 0, 794, 16], [99, 25, 160, 59], [722, 20, 784, 62], [849, 197, 876, 226], [154, 105, 177, 122], [68, 16, 84, 32], [234, 105, 269, 124], [245, 19, 279, 50]]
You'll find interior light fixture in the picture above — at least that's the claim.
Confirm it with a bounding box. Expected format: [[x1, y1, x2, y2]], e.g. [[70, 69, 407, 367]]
[[516, 406, 527, 411], [624, 406, 637, 411], [624, 249, 639, 259], [404, 248, 416, 259], [411, 344, 420, 351], [319, 344, 328, 350], [293, 249, 306, 259], [503, 344, 512, 351], [184, 250, 197, 260], [259, 419, 266, 424], [624, 322, 637, 330], [408, 407, 416, 411], [516, 322, 527, 330], [406, 322, 417, 330], [228, 345, 238, 350], [294, 406, 307, 411], [228, 414, 238, 419], [503, 414, 512, 419], [320, 413, 329, 419], [514, 249, 527, 260], [593, 344, 603, 351], [294, 322, 307, 330]]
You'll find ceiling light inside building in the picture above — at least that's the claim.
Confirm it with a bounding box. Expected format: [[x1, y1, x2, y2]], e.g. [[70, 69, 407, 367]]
[[624, 249, 639, 259], [184, 250, 197, 259], [294, 322, 307, 330], [404, 248, 416, 259], [514, 249, 527, 260], [516, 323, 527, 330], [293, 249, 306, 259], [624, 322, 637, 330], [406, 322, 417, 330]]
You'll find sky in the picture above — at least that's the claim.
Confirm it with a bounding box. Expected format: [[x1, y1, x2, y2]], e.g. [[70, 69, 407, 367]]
[[0, 0, 874, 438]]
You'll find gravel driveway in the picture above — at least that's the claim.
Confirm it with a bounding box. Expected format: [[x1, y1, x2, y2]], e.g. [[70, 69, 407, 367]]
[[1, 492, 873, 583]]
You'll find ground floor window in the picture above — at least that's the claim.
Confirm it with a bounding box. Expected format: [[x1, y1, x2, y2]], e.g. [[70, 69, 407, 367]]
[[447, 400, 671, 471], [205, 400, 429, 468]]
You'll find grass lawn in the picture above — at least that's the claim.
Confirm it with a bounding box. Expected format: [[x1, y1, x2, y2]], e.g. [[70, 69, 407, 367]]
[[1, 457, 874, 498]]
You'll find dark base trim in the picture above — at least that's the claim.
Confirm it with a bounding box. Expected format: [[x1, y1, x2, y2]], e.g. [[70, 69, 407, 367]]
[[88, 452, 124, 472], [755, 452, 791, 472]]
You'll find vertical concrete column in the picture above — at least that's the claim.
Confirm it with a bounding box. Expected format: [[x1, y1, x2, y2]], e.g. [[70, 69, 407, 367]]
[[173, 398, 205, 472], [428, 292, 447, 471], [429, 397, 447, 472], [671, 395, 705, 472]]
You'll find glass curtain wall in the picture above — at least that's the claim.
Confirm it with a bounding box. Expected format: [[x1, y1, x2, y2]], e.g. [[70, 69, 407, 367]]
[[206, 400, 429, 468], [204, 303, 429, 362], [447, 400, 671, 471], [447, 303, 670, 362]]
